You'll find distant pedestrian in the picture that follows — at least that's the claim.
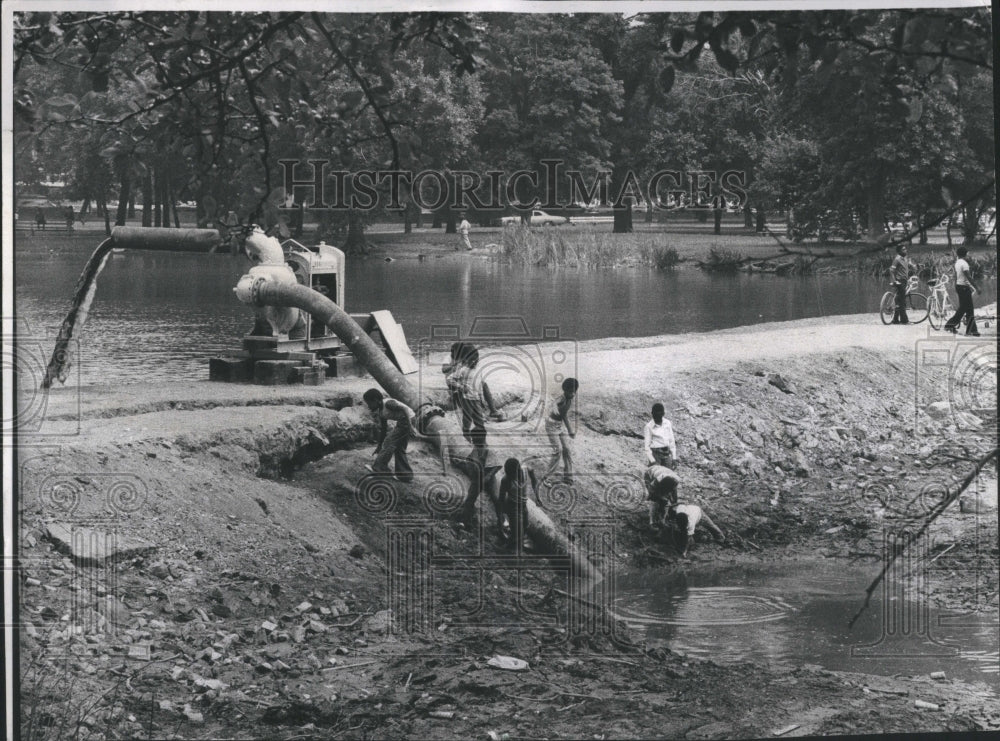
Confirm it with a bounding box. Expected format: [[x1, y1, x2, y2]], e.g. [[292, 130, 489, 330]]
[[35, 208, 46, 231], [65, 206, 74, 230], [667, 503, 725, 558], [363, 388, 415, 482], [644, 464, 679, 528], [944, 246, 981, 337], [458, 212, 473, 251], [890, 244, 912, 324], [541, 377, 578, 487], [643, 403, 677, 468]]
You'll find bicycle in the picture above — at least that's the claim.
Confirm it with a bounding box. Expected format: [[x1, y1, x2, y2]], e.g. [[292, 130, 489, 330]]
[[926, 273, 955, 330], [879, 275, 929, 325]]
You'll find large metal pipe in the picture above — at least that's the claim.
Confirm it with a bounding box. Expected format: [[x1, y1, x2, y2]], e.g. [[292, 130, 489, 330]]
[[242, 279, 601, 583], [111, 226, 222, 252]]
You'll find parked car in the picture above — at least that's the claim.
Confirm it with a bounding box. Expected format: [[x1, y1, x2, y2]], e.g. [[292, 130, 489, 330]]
[[501, 209, 569, 226]]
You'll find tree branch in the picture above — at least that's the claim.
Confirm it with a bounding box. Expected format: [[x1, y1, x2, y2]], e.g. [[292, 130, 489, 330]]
[[849, 446, 999, 629]]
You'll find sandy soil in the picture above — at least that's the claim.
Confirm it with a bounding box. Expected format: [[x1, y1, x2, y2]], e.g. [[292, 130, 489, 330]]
[[17, 310, 998, 739]]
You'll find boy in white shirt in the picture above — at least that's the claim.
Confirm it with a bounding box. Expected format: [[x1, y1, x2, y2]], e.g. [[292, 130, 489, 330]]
[[668, 503, 725, 558], [944, 246, 982, 336], [643, 403, 677, 467]]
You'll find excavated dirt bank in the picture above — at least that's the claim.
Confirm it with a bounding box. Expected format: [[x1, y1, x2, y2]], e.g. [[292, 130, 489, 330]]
[[16, 313, 999, 739]]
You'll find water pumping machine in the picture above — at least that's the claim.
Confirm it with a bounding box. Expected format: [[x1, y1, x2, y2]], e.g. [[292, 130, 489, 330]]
[[43, 226, 417, 389]]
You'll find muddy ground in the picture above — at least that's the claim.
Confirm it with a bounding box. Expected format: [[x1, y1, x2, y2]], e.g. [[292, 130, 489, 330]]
[[16, 311, 999, 740]]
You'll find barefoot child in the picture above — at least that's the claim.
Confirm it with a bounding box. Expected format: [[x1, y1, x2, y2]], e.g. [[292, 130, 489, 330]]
[[668, 503, 725, 558], [542, 377, 578, 486], [363, 389, 415, 482], [496, 457, 540, 552]]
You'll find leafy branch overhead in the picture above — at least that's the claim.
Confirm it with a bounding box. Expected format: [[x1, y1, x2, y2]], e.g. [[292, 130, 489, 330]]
[[12, 9, 995, 246]]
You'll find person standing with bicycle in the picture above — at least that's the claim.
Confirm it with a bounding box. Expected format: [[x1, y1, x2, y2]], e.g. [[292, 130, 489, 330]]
[[890, 244, 912, 324], [944, 246, 982, 336]]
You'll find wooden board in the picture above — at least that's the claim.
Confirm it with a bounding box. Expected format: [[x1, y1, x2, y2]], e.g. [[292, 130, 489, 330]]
[[370, 310, 418, 375]]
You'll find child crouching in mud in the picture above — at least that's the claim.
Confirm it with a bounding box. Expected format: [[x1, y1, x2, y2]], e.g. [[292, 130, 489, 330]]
[[645, 463, 724, 558]]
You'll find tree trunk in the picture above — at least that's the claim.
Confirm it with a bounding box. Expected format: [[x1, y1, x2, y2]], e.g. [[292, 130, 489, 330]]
[[154, 171, 163, 227], [755, 208, 766, 233], [612, 205, 633, 233], [171, 187, 181, 228], [644, 200, 654, 224], [343, 210, 368, 254], [294, 203, 304, 238], [403, 201, 414, 234], [99, 195, 112, 236], [962, 203, 978, 245], [115, 168, 131, 226], [127, 195, 135, 219], [744, 205, 754, 228], [432, 210, 442, 229], [81, 198, 91, 216], [444, 208, 457, 234], [866, 181, 885, 240], [713, 208, 722, 235], [142, 171, 153, 227]]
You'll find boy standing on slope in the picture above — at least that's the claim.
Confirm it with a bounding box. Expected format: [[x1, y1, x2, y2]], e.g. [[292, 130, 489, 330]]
[[643, 403, 677, 468]]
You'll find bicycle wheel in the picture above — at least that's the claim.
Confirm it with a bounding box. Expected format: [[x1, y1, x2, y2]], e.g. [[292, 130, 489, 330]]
[[907, 292, 930, 324], [880, 291, 896, 324], [928, 295, 954, 330]]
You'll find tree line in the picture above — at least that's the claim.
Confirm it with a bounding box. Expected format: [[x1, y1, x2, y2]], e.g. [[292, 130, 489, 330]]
[[13, 9, 995, 251]]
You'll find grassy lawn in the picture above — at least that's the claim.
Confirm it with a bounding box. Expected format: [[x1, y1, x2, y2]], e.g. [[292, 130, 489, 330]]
[[16, 217, 993, 267]]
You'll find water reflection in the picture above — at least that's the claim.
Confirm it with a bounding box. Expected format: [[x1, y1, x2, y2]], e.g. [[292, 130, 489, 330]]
[[14, 248, 997, 386], [615, 562, 999, 685]]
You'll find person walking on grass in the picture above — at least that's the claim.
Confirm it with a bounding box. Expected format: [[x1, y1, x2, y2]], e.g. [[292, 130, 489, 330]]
[[458, 212, 473, 251], [944, 246, 982, 337], [541, 377, 578, 487], [643, 403, 677, 468], [668, 503, 725, 558], [363, 389, 415, 482], [890, 244, 912, 324]]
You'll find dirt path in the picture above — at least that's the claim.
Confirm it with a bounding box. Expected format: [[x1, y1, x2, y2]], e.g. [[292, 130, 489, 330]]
[[18, 310, 998, 739]]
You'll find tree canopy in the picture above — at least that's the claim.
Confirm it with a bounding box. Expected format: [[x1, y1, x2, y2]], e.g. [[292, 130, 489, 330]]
[[13, 8, 995, 247]]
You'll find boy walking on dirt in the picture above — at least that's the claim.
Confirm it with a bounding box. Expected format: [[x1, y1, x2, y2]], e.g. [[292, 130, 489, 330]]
[[944, 246, 982, 336], [643, 403, 677, 467], [363, 389, 415, 482], [890, 244, 912, 324], [541, 377, 578, 487]]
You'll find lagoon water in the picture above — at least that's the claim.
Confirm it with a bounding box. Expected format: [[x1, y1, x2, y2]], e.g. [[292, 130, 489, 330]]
[[13, 247, 993, 386], [615, 561, 999, 686]]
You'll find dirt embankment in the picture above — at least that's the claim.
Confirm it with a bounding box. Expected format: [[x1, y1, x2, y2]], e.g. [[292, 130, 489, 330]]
[[17, 314, 998, 739]]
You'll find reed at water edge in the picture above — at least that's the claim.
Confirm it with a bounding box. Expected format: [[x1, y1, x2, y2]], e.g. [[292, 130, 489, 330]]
[[490, 225, 680, 270]]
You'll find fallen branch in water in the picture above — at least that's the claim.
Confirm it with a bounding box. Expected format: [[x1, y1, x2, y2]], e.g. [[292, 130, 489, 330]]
[[849, 446, 998, 629]]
